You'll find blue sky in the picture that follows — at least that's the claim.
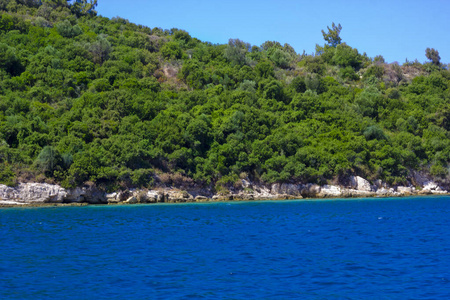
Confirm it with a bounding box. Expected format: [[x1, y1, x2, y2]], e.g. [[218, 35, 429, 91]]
[[97, 0, 449, 64]]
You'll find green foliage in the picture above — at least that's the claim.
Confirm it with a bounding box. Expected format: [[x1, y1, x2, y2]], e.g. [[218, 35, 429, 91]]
[[430, 163, 447, 178], [172, 29, 191, 44], [255, 60, 274, 78], [224, 38, 250, 66], [270, 49, 291, 69], [290, 76, 306, 93], [333, 44, 362, 69], [89, 36, 112, 65], [339, 66, 358, 81], [322, 22, 342, 47], [425, 48, 440, 66], [0, 2, 448, 190], [161, 41, 182, 60], [0, 43, 24, 75], [363, 125, 387, 140], [56, 20, 83, 38], [302, 55, 326, 75], [0, 163, 16, 186], [34, 146, 61, 176], [364, 64, 384, 79]]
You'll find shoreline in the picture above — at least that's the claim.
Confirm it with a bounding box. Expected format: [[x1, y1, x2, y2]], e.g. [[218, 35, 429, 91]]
[[1, 175, 448, 208], [1, 193, 449, 209]]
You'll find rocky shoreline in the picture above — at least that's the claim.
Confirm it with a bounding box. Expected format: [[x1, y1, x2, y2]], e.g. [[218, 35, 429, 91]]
[[1, 175, 448, 207]]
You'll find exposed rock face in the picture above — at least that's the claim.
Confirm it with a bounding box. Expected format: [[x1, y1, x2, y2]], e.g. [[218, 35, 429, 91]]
[[0, 183, 67, 205], [397, 186, 414, 194], [421, 181, 447, 194], [376, 187, 395, 196], [65, 185, 107, 204], [167, 190, 194, 202], [318, 185, 341, 198], [106, 189, 199, 204], [241, 179, 251, 188], [1, 174, 449, 207], [195, 195, 208, 201], [349, 176, 373, 192], [0, 183, 107, 205], [300, 184, 321, 198], [411, 171, 430, 187], [271, 183, 303, 196], [125, 196, 138, 204]]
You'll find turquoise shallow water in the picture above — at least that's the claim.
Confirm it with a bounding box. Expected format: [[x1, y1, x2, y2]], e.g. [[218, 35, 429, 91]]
[[1, 196, 450, 299]]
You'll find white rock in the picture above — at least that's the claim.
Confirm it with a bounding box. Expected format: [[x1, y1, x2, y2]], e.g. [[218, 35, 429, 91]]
[[271, 183, 302, 196], [319, 185, 342, 197], [253, 185, 271, 196], [376, 188, 394, 195], [350, 176, 373, 192], [0, 184, 19, 200], [106, 192, 118, 200], [125, 196, 138, 204], [0, 183, 67, 204], [397, 186, 413, 194], [146, 190, 159, 202], [241, 179, 251, 188], [423, 181, 438, 191], [65, 187, 85, 202]]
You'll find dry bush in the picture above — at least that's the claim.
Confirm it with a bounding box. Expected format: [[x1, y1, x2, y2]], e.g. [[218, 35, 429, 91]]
[[383, 63, 404, 86], [158, 173, 171, 185], [171, 173, 193, 188]]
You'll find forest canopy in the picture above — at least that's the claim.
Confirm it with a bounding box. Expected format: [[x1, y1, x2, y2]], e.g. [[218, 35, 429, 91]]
[[1, 0, 449, 192]]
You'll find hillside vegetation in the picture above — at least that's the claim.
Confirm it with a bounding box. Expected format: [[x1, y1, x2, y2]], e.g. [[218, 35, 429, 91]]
[[1, 1, 450, 192]]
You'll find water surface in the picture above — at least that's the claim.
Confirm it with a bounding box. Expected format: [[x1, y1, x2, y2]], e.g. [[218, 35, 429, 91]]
[[1, 197, 450, 299]]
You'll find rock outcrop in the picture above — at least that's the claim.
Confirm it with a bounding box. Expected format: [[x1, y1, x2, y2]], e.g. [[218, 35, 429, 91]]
[[0, 183, 67, 205], [349, 176, 374, 192], [1, 174, 449, 207], [318, 185, 342, 198], [65, 185, 107, 204], [0, 183, 106, 205]]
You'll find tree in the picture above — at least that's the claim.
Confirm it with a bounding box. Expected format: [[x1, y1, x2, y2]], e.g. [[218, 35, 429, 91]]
[[70, 0, 98, 16], [333, 43, 362, 69], [322, 22, 342, 47], [56, 20, 83, 38], [161, 41, 183, 60], [34, 146, 61, 176], [0, 43, 24, 76], [89, 36, 111, 65], [425, 48, 440, 65], [224, 39, 250, 66], [270, 49, 291, 68]]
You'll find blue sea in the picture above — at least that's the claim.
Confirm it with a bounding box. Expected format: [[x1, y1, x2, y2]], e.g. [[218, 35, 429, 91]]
[[1, 197, 450, 299]]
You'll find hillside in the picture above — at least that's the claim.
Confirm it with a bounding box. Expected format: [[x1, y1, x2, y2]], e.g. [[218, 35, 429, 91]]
[[1, 1, 450, 193]]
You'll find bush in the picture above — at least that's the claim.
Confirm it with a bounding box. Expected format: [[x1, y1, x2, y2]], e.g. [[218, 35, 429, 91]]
[[333, 44, 362, 69], [0, 164, 16, 186], [34, 146, 61, 176], [56, 20, 83, 38], [364, 125, 387, 140], [270, 49, 291, 68], [161, 41, 183, 60], [430, 164, 447, 178]]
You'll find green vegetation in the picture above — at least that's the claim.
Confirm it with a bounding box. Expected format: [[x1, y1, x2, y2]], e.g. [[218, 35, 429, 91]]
[[1, 1, 449, 191]]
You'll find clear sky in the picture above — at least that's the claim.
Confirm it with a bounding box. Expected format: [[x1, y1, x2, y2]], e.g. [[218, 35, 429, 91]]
[[97, 0, 449, 64]]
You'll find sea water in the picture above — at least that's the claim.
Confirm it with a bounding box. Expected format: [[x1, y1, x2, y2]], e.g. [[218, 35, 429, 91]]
[[1, 196, 450, 299]]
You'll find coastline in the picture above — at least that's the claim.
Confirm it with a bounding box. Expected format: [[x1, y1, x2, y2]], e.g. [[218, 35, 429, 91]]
[[1, 194, 448, 209], [1, 175, 448, 208]]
